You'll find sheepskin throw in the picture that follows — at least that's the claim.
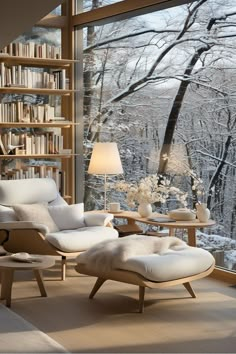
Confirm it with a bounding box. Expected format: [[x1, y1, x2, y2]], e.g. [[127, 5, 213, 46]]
[[77, 235, 187, 273]]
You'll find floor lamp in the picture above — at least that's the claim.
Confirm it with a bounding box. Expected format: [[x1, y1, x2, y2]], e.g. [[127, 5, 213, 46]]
[[88, 142, 123, 210]]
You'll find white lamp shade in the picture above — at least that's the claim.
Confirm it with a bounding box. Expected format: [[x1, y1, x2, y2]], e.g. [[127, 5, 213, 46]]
[[88, 142, 123, 175]]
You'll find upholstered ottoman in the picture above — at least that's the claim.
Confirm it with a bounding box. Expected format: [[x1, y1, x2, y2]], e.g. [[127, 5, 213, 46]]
[[75, 235, 215, 313]]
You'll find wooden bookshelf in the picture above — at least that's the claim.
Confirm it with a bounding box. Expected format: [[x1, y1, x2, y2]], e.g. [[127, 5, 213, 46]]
[[0, 54, 75, 199]]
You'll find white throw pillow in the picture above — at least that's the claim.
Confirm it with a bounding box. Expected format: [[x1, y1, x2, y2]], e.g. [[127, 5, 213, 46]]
[[48, 203, 85, 230], [13, 203, 59, 233], [0, 205, 18, 222]]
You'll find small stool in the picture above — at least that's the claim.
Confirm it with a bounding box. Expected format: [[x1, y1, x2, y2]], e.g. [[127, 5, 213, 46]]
[[0, 255, 55, 307], [75, 238, 215, 313]]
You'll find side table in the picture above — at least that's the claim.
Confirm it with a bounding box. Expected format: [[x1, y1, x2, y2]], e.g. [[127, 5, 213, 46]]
[[0, 255, 55, 307], [86, 210, 216, 247]]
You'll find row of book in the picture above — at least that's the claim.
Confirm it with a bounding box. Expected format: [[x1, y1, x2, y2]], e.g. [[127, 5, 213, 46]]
[[0, 64, 67, 89], [0, 167, 65, 194], [0, 131, 71, 155], [0, 102, 65, 123], [1, 42, 61, 59]]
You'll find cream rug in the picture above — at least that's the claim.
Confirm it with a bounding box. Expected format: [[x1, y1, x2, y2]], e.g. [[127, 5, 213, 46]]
[[0, 303, 68, 353]]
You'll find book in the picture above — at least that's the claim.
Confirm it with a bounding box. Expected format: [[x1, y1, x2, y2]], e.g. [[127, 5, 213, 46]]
[[0, 136, 7, 155], [147, 217, 176, 223]]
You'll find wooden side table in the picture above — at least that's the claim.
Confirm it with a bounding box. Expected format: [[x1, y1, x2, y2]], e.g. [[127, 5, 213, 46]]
[[86, 210, 216, 247], [0, 255, 55, 307], [112, 211, 215, 246]]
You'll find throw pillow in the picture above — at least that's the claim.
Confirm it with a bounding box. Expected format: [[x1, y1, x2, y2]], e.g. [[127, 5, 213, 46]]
[[48, 193, 68, 206], [48, 203, 85, 230], [0, 205, 18, 222], [13, 203, 59, 233]]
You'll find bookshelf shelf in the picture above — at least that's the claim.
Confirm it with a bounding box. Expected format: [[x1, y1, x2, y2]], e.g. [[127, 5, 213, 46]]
[[0, 87, 72, 95], [0, 121, 72, 128], [0, 56, 76, 68], [0, 154, 75, 159]]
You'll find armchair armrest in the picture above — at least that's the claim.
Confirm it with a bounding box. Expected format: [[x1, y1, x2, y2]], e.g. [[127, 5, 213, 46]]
[[0, 221, 49, 235], [84, 213, 114, 227]]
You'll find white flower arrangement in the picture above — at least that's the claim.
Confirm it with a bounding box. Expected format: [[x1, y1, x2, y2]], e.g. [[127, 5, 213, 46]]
[[114, 175, 188, 208]]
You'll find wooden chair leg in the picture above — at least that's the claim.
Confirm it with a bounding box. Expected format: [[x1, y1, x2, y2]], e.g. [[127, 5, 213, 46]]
[[183, 282, 196, 298], [139, 286, 145, 313], [61, 256, 66, 281], [89, 278, 106, 299]]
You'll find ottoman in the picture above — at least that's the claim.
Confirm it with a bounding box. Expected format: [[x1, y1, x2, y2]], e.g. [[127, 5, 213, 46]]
[[75, 235, 215, 313]]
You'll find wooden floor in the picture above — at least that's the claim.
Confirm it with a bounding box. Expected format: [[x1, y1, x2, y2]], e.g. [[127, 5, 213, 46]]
[[1, 257, 236, 353]]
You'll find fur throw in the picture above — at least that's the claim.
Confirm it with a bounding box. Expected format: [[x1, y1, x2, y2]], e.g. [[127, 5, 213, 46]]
[[77, 235, 187, 273]]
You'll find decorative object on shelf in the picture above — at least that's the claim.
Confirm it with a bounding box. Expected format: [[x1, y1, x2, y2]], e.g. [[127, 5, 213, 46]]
[[113, 175, 188, 212], [7, 144, 24, 154], [196, 203, 210, 222], [138, 202, 152, 218], [88, 142, 123, 211], [168, 208, 196, 221]]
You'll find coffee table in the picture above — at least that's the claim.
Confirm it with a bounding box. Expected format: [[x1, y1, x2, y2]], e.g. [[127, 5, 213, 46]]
[[87, 210, 215, 247], [0, 255, 55, 307]]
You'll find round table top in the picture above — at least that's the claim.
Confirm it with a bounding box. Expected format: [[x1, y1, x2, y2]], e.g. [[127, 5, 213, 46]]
[[0, 255, 55, 270]]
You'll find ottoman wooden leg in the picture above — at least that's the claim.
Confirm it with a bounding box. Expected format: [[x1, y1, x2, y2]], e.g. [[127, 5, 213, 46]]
[[89, 278, 106, 299], [183, 282, 196, 298]]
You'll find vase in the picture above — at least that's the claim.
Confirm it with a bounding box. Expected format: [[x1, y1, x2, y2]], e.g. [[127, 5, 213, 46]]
[[138, 203, 152, 218], [196, 203, 210, 222]]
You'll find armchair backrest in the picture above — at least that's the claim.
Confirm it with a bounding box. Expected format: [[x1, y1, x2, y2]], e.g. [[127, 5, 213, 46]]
[[0, 178, 60, 206]]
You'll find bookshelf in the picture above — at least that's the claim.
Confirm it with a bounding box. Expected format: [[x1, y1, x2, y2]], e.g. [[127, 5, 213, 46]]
[[0, 55, 75, 201]]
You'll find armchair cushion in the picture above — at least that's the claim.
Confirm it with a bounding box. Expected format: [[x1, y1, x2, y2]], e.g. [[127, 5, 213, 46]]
[[12, 203, 59, 233], [84, 213, 113, 227], [46, 226, 119, 252], [0, 205, 18, 222], [48, 203, 85, 230]]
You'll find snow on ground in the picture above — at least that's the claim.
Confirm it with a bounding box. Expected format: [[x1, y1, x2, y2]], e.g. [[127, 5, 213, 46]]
[[196, 231, 236, 270]]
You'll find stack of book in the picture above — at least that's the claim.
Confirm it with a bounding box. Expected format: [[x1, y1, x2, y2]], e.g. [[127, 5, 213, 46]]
[[1, 42, 61, 59], [0, 131, 71, 155], [0, 102, 65, 123], [0, 63, 67, 89]]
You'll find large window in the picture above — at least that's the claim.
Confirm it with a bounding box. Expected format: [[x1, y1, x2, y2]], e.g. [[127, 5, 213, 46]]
[[78, 0, 236, 273]]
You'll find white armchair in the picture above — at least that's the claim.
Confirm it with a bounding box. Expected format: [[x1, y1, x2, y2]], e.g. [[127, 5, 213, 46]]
[[0, 178, 118, 279]]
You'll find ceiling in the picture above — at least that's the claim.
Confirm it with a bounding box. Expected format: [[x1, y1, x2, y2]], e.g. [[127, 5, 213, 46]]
[[0, 0, 64, 50]]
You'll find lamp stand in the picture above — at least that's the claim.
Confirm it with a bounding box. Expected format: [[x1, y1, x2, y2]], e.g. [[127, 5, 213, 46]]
[[104, 173, 107, 211]]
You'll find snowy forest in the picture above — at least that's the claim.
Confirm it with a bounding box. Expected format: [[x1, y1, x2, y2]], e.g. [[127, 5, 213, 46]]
[[83, 0, 236, 270]]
